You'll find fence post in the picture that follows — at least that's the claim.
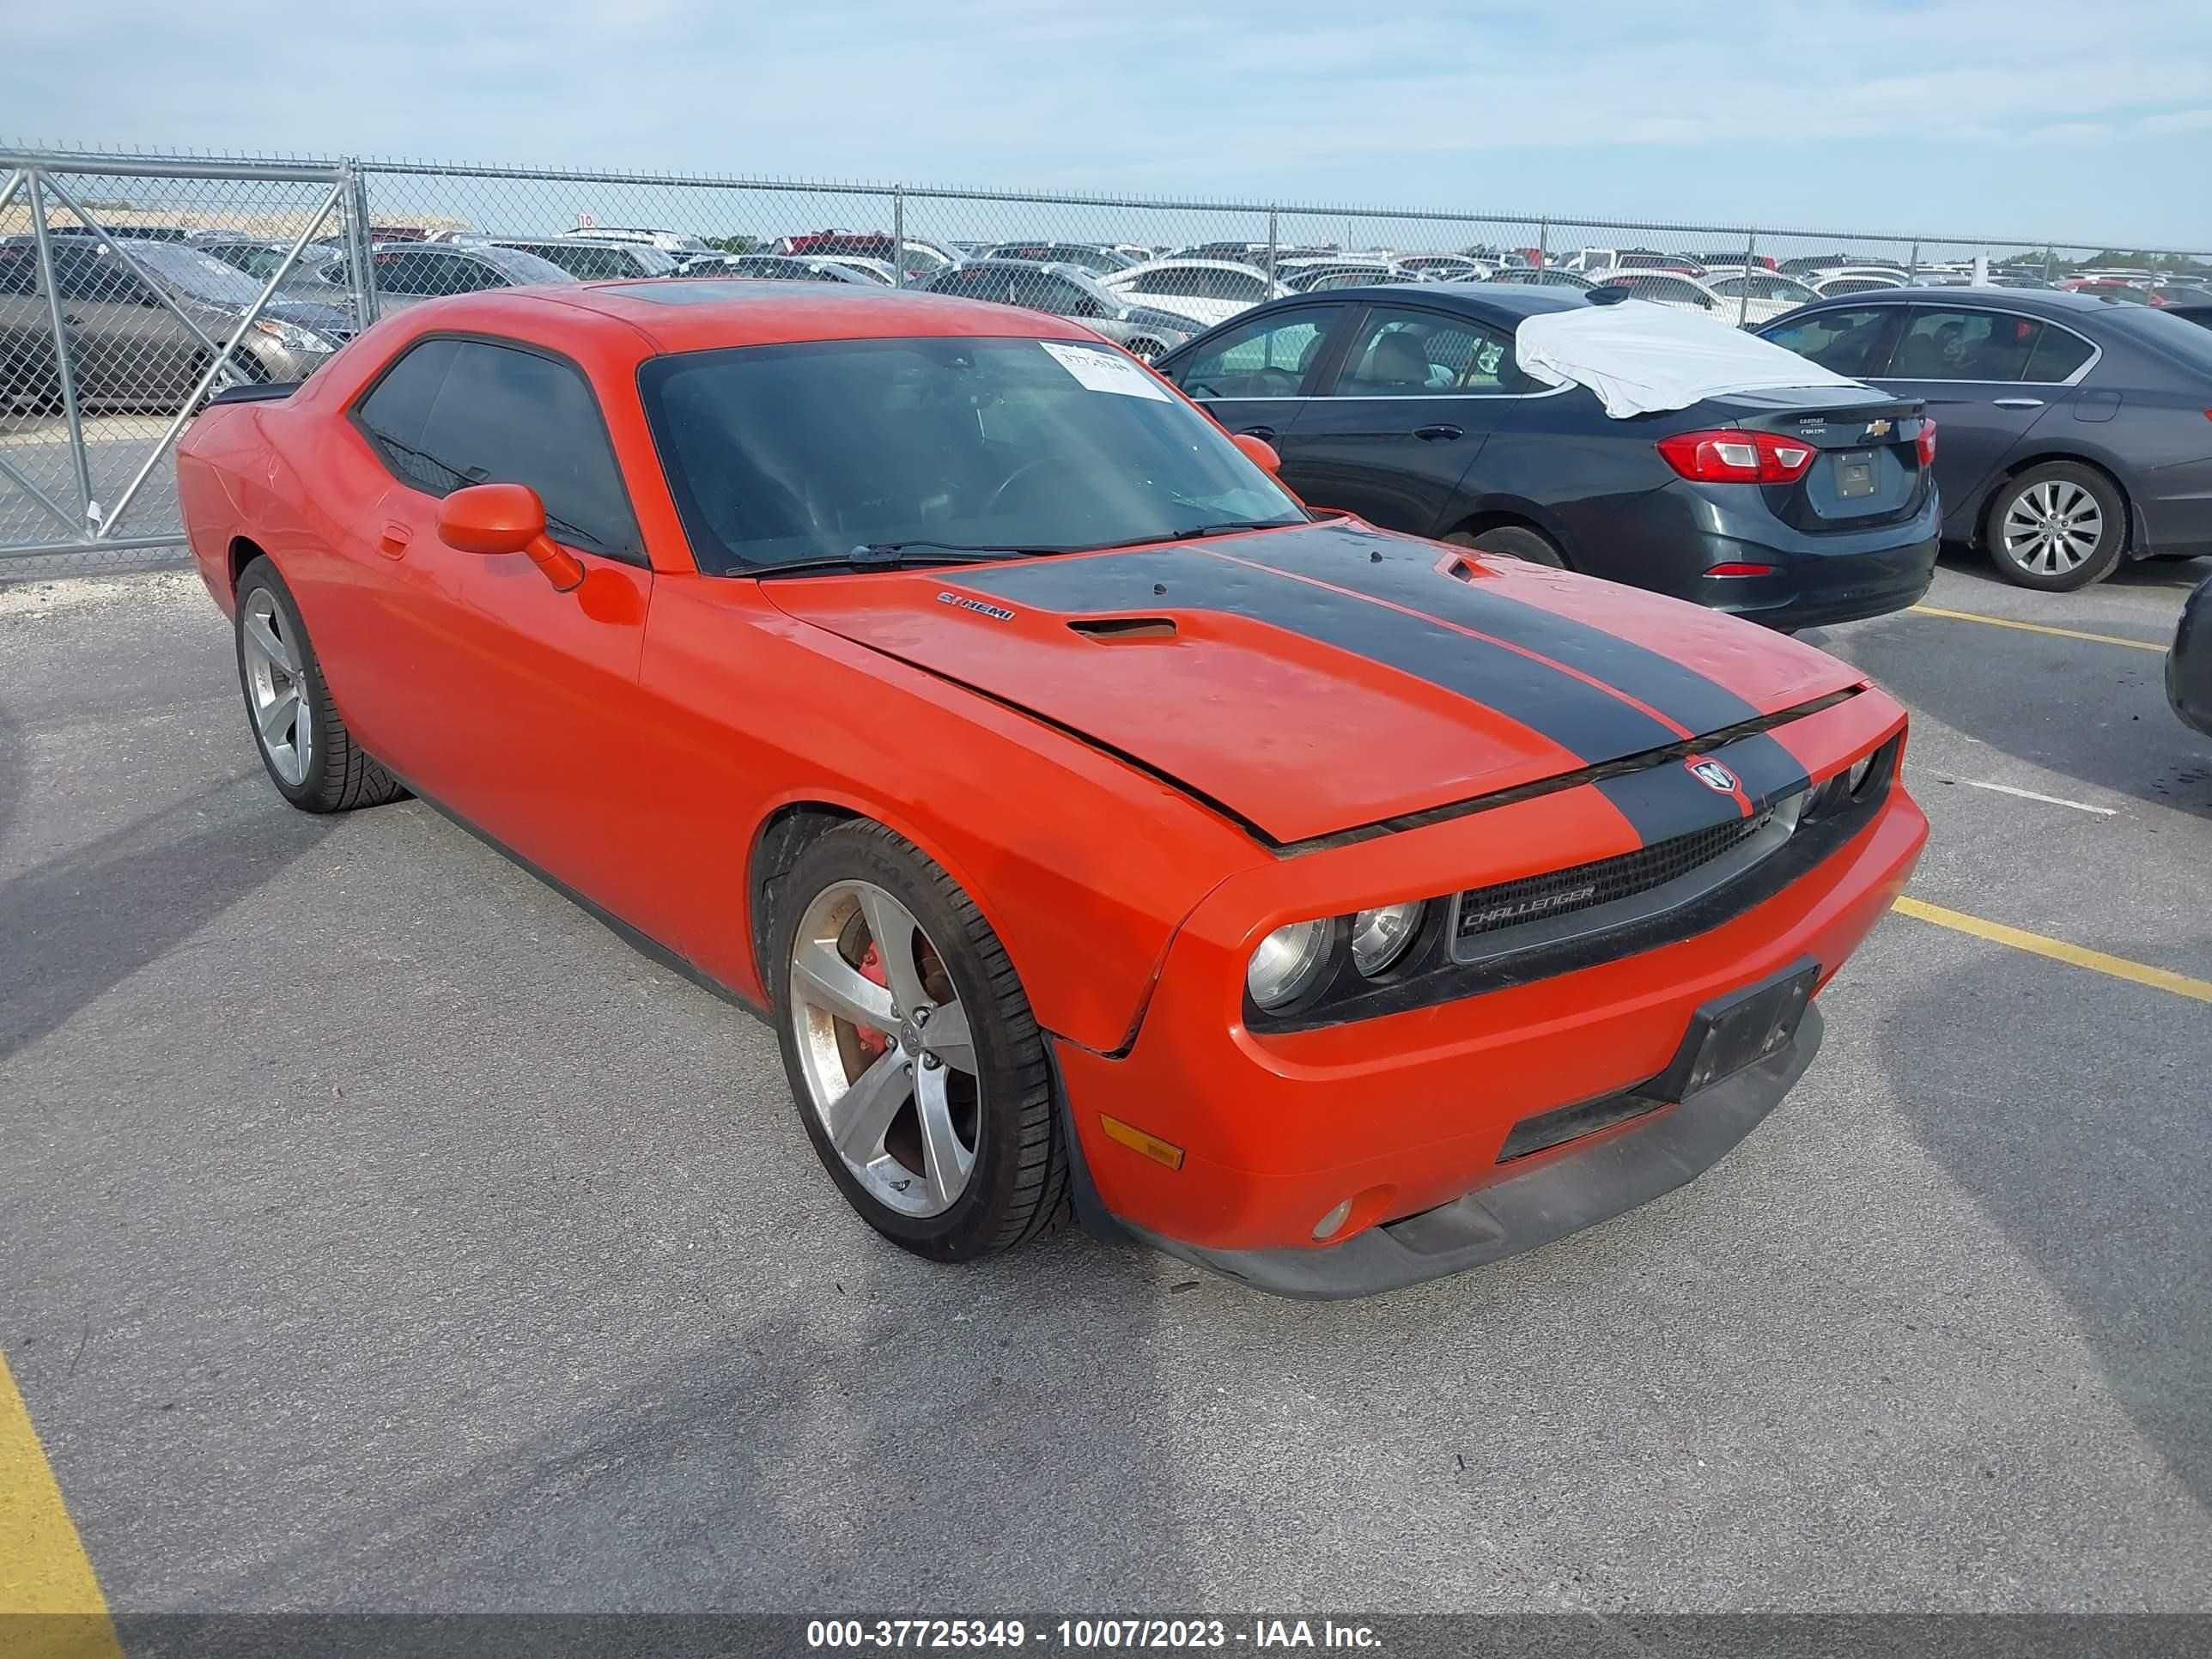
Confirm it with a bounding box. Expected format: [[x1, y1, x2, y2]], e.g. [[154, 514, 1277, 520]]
[[1265, 205, 1279, 287], [1738, 229, 1758, 327], [2042, 243, 2056, 283], [1905, 240, 1921, 285], [1536, 218, 1549, 271], [345, 161, 380, 326], [24, 168, 95, 523], [892, 185, 906, 289]]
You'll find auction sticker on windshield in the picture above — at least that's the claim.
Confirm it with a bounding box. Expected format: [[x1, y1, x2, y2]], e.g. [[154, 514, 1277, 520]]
[[1039, 340, 1171, 400]]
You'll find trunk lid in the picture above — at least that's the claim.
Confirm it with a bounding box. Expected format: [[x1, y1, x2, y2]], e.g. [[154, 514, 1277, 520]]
[[1712, 386, 1931, 532]]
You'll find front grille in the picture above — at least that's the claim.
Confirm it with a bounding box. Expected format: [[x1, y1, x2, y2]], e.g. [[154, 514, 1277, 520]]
[[1455, 812, 1773, 945]]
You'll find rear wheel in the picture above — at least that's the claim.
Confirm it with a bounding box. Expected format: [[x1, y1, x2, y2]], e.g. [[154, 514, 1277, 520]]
[[1445, 524, 1566, 568], [1984, 463, 2124, 592], [234, 556, 406, 813], [769, 823, 1066, 1262]]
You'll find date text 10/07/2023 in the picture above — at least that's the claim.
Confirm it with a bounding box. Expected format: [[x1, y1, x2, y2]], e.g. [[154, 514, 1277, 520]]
[[805, 1619, 1386, 1650]]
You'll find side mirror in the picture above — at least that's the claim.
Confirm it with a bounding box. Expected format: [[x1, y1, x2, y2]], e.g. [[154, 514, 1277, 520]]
[[1231, 432, 1282, 475], [435, 482, 583, 591]]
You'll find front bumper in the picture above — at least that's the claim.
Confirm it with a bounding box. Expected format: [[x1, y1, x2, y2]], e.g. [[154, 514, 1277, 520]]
[[1052, 691, 1925, 1295], [1124, 1003, 1821, 1298]]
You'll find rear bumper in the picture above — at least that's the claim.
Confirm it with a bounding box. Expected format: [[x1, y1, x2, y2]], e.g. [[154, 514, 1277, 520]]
[[1124, 1004, 1821, 1298], [1578, 485, 1940, 629]]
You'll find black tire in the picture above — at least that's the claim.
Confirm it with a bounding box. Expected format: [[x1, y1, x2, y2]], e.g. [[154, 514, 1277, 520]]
[[233, 556, 407, 813], [769, 822, 1067, 1262], [1982, 462, 2126, 592], [1445, 524, 1566, 568]]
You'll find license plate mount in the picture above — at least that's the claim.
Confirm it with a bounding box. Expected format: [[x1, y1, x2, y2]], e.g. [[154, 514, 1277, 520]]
[[1835, 450, 1877, 499], [1650, 961, 1820, 1103]]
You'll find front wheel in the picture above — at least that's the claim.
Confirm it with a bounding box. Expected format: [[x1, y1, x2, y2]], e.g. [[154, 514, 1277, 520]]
[[770, 823, 1067, 1262], [1984, 463, 2125, 592], [233, 556, 407, 812]]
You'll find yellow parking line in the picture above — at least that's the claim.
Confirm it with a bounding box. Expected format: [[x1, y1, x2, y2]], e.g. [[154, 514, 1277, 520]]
[[1893, 896, 2212, 1004], [1909, 604, 2165, 653], [0, 1352, 118, 1659]]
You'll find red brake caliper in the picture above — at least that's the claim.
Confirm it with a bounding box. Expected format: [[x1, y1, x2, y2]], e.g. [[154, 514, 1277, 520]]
[[852, 941, 892, 1061]]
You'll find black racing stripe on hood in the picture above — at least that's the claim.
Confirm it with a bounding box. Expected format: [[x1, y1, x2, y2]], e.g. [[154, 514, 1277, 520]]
[[1247, 525, 1764, 737], [958, 547, 1680, 761], [1595, 731, 1814, 845]]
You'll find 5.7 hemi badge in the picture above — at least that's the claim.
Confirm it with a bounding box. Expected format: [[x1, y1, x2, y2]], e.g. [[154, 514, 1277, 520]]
[[938, 591, 1016, 622]]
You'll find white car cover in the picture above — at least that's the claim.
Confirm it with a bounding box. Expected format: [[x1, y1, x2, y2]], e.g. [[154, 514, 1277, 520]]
[[1515, 299, 1870, 419]]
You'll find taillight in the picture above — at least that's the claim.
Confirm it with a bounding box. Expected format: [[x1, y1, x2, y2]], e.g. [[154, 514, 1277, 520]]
[[1656, 428, 1817, 484], [1917, 418, 1937, 467]]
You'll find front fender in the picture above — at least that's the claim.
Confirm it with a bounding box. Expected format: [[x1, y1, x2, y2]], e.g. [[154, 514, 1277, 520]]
[[638, 575, 1268, 1053]]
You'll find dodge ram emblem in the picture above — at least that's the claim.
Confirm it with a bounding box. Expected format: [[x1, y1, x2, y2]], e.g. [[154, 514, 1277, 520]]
[[1691, 760, 1740, 793]]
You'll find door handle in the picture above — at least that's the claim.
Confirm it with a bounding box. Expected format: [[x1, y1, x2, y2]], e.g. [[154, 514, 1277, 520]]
[[1991, 398, 2045, 410], [1413, 423, 1463, 441], [375, 520, 412, 559], [1236, 425, 1278, 442]]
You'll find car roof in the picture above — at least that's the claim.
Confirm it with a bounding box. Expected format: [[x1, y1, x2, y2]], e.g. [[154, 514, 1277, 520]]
[[1110, 258, 1272, 276], [1287, 282, 1589, 319], [399, 282, 1106, 356], [1794, 285, 2136, 318]]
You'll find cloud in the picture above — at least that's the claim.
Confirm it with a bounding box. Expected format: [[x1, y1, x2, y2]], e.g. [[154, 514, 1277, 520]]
[[6, 0, 2207, 245]]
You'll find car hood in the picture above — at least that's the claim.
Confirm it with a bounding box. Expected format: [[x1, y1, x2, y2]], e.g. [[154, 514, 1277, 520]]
[[763, 520, 1863, 845]]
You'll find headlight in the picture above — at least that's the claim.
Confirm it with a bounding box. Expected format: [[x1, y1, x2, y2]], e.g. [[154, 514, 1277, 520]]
[[251, 318, 334, 354], [1247, 919, 1334, 1011], [1349, 902, 1424, 976], [1845, 753, 1876, 795]]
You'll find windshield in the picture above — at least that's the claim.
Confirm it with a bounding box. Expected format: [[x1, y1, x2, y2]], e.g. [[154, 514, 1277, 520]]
[[640, 336, 1305, 574], [132, 243, 270, 305]]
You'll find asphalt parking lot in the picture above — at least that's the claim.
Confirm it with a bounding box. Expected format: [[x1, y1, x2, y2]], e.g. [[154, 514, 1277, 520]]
[[3, 551, 2209, 1626]]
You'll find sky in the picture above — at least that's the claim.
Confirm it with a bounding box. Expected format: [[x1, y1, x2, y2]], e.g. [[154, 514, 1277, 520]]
[[8, 0, 2210, 252]]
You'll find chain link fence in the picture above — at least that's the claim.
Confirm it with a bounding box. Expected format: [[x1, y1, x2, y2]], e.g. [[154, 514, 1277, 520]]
[[6, 143, 2209, 580]]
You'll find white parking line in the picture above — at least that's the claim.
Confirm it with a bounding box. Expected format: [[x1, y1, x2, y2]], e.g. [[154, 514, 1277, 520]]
[[1960, 780, 2118, 817]]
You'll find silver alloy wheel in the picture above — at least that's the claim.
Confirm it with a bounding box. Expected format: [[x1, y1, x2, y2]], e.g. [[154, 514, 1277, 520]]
[[787, 879, 980, 1218], [241, 588, 313, 786], [2002, 478, 2105, 577]]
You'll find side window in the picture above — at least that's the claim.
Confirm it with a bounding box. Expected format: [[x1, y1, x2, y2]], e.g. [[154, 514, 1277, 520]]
[[0, 244, 38, 296], [1331, 307, 1522, 396], [2024, 325, 2094, 382], [356, 338, 641, 558], [1175, 307, 1344, 398], [1029, 276, 1104, 319], [1200, 270, 1267, 302], [1763, 307, 1895, 376], [445, 257, 508, 295], [1130, 270, 1182, 296], [371, 249, 445, 295], [1891, 309, 2040, 381], [54, 251, 147, 304], [1621, 275, 1711, 309]]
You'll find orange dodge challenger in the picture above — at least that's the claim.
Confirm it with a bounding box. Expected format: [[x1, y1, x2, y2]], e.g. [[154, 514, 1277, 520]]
[[176, 280, 1926, 1297]]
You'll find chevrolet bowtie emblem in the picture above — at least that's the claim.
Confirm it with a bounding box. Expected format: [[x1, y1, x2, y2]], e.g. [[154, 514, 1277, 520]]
[[1865, 419, 1893, 439]]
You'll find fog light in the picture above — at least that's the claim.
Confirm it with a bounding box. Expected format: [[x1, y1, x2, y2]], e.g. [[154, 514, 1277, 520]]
[[1313, 1199, 1354, 1240]]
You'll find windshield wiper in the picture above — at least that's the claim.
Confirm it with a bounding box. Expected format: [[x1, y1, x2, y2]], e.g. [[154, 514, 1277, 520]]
[[1074, 519, 1302, 554], [752, 542, 1057, 579]]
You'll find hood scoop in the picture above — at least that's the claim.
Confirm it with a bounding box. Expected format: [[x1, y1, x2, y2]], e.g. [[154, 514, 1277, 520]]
[[1068, 617, 1177, 641]]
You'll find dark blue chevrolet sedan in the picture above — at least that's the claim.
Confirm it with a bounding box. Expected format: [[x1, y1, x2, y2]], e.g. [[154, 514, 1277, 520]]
[[1154, 283, 1940, 631], [1761, 288, 2212, 591]]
